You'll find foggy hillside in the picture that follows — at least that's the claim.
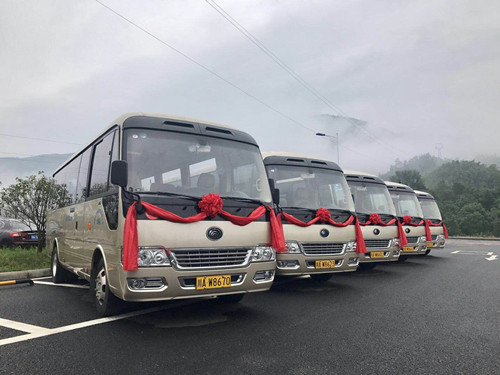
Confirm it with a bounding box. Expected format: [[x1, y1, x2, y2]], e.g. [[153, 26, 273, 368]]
[[0, 153, 72, 187]]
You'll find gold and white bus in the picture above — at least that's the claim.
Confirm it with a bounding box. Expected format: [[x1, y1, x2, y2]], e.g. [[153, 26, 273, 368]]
[[263, 152, 361, 283], [47, 113, 279, 316], [415, 190, 447, 253], [385, 181, 427, 257], [345, 170, 402, 268]]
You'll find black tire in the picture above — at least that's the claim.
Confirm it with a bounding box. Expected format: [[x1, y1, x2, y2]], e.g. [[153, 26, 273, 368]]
[[90, 258, 122, 316], [51, 248, 74, 283], [310, 273, 333, 283], [398, 255, 408, 262], [359, 263, 377, 270], [217, 293, 245, 304], [423, 249, 431, 255]]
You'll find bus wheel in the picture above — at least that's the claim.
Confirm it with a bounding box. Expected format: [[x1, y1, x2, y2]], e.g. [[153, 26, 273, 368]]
[[423, 249, 431, 256], [398, 255, 408, 262], [310, 273, 333, 283], [217, 293, 245, 304], [51, 248, 73, 283], [91, 258, 121, 316]]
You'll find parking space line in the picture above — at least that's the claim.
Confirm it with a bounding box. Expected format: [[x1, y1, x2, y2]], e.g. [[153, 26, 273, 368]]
[[0, 299, 199, 347], [0, 318, 50, 335], [33, 280, 89, 289]]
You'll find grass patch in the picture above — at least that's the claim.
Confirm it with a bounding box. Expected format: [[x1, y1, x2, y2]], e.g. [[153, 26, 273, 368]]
[[0, 247, 51, 272]]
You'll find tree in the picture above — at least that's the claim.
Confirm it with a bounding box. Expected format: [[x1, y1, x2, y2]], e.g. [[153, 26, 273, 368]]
[[389, 170, 427, 191], [0, 172, 70, 252]]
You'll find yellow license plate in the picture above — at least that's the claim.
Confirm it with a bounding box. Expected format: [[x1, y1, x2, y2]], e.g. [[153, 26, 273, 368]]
[[315, 260, 336, 269], [371, 251, 385, 258], [403, 246, 415, 252], [427, 242, 434, 247], [196, 275, 231, 290]]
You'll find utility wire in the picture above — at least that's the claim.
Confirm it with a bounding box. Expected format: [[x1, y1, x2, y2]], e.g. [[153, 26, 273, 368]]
[[205, 0, 406, 156], [93, 0, 316, 134], [0, 133, 82, 146]]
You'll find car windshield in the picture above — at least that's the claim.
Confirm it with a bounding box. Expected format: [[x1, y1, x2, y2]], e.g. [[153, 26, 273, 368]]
[[266, 165, 355, 211], [419, 199, 442, 220], [347, 181, 396, 216], [390, 191, 423, 218], [125, 129, 272, 202]]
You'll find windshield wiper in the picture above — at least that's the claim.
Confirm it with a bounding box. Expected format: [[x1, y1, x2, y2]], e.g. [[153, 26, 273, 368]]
[[282, 206, 316, 212], [138, 191, 201, 201], [330, 208, 354, 215], [220, 196, 266, 205]]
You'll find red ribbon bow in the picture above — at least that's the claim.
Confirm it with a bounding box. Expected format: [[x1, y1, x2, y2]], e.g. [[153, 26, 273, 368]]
[[123, 194, 286, 271], [279, 208, 366, 254], [359, 213, 408, 247], [424, 219, 450, 241]]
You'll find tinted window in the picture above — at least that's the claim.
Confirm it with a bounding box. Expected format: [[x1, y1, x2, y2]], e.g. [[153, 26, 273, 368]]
[[89, 131, 115, 197], [76, 148, 92, 203], [54, 155, 81, 205]]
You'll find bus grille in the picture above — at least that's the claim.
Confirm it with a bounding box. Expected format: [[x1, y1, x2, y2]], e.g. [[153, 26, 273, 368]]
[[301, 242, 345, 255], [406, 236, 419, 244], [431, 235, 438, 240], [364, 239, 391, 249], [170, 248, 251, 269]]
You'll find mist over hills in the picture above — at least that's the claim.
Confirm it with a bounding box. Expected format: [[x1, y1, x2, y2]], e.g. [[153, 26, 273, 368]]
[[0, 153, 71, 187]]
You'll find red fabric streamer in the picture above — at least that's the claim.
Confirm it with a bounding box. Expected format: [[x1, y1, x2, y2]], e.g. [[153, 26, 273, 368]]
[[424, 220, 450, 240], [280, 208, 366, 254], [402, 215, 424, 226], [359, 213, 408, 247], [123, 195, 286, 271]]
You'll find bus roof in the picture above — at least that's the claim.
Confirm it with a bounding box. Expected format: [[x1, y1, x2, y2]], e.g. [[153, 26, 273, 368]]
[[384, 180, 416, 193], [53, 113, 245, 176], [261, 152, 342, 172], [414, 190, 436, 200], [343, 169, 385, 185]]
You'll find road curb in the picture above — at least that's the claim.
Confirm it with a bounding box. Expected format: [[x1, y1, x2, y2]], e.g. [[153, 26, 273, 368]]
[[0, 268, 51, 281], [450, 237, 500, 241]]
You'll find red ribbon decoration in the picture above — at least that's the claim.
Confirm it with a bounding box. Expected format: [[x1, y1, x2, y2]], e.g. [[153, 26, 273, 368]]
[[424, 220, 450, 241], [280, 208, 367, 254], [123, 194, 286, 271], [359, 213, 408, 247]]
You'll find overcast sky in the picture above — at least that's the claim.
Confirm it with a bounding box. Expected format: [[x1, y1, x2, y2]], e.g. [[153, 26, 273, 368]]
[[1, 0, 499, 175]]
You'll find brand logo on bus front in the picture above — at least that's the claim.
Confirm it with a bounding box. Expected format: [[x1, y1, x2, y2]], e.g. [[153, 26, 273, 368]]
[[405, 228, 411, 234], [320, 229, 329, 238], [207, 227, 223, 240], [373, 228, 380, 235]]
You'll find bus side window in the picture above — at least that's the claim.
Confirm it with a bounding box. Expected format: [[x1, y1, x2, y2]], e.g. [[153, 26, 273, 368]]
[[76, 148, 92, 203], [89, 131, 115, 197]]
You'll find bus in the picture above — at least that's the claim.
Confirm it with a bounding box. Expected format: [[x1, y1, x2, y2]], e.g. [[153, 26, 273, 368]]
[[262, 152, 362, 283], [385, 181, 427, 257], [415, 190, 447, 252], [345, 170, 402, 268], [46, 113, 280, 316]]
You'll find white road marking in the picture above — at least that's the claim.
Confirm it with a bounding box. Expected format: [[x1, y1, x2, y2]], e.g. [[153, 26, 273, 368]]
[[33, 280, 89, 289], [451, 251, 460, 254], [0, 299, 199, 347], [0, 318, 50, 334], [451, 250, 494, 255], [485, 255, 498, 261]]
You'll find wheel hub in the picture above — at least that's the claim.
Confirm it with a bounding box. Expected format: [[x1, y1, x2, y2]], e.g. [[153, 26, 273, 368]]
[[95, 269, 107, 306]]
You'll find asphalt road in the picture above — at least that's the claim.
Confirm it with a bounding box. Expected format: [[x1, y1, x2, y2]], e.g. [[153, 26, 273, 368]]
[[0, 239, 499, 374]]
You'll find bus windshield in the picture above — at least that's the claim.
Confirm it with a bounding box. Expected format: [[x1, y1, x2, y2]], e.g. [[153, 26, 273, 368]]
[[419, 199, 442, 220], [266, 165, 355, 211], [125, 129, 272, 202], [348, 181, 396, 216], [390, 191, 423, 218]]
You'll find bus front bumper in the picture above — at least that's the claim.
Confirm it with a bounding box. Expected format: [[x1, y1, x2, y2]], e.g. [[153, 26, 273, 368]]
[[114, 261, 276, 302], [275, 252, 359, 276], [359, 245, 400, 263]]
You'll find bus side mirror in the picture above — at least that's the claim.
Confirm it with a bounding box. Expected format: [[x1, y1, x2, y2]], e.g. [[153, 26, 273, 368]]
[[268, 178, 280, 205], [111, 160, 128, 188]]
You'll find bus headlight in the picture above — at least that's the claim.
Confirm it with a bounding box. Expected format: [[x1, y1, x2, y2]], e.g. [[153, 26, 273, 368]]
[[345, 241, 355, 252], [418, 236, 427, 243], [138, 247, 171, 267], [285, 241, 301, 254], [251, 246, 276, 262]]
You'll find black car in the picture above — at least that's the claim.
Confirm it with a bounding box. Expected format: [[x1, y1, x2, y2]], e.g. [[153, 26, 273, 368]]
[[0, 218, 40, 247]]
